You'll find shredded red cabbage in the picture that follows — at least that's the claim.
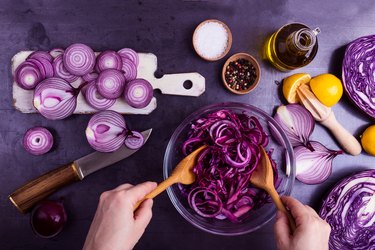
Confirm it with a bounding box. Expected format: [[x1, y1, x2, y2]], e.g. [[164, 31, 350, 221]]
[[180, 109, 279, 222]]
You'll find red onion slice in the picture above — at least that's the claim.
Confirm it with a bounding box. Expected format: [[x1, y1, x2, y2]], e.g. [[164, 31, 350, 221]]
[[82, 81, 115, 110], [82, 72, 98, 82], [63, 43, 96, 76], [295, 141, 343, 184], [49, 48, 65, 58], [28, 51, 53, 63], [26, 56, 54, 78], [33, 77, 77, 120], [85, 110, 127, 152], [14, 62, 42, 90], [53, 55, 79, 83], [124, 131, 144, 149], [96, 51, 122, 72], [123, 78, 153, 108], [23, 127, 54, 155], [121, 58, 137, 82], [118, 48, 139, 67], [97, 69, 125, 99]]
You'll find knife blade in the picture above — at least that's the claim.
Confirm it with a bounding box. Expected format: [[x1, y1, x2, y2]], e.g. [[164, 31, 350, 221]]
[[9, 129, 152, 214]]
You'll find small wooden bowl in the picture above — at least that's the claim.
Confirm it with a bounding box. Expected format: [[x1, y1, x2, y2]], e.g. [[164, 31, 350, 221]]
[[222, 52, 261, 95], [192, 19, 232, 61]]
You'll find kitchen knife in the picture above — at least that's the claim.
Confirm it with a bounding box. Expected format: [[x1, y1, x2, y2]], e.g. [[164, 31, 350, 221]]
[[9, 129, 152, 214]]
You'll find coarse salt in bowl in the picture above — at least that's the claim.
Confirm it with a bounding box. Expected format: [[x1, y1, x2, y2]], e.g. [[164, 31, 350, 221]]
[[193, 19, 232, 61]]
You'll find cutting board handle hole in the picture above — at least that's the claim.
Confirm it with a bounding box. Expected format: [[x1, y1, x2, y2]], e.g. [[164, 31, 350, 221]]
[[183, 80, 193, 90]]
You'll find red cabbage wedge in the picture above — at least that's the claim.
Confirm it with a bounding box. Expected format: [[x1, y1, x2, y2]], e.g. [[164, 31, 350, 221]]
[[320, 170, 375, 250]]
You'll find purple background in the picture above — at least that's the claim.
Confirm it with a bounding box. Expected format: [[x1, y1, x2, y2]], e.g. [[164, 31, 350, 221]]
[[0, 0, 374, 249]]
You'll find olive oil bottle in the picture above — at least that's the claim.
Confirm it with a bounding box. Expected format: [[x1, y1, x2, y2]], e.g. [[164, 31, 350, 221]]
[[264, 23, 320, 71]]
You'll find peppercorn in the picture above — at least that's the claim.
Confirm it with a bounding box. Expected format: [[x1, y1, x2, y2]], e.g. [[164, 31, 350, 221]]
[[224, 58, 257, 91]]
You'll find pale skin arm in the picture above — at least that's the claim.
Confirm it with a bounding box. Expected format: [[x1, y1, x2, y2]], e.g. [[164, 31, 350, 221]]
[[274, 196, 331, 250], [83, 182, 157, 250]]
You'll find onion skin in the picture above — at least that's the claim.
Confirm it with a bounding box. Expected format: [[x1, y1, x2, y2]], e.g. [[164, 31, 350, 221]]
[[97, 69, 126, 99], [31, 200, 67, 238], [23, 127, 54, 155], [82, 81, 115, 110], [273, 104, 315, 150], [63, 43, 96, 76], [295, 141, 343, 184], [123, 78, 153, 108], [85, 110, 127, 152], [33, 77, 77, 120]]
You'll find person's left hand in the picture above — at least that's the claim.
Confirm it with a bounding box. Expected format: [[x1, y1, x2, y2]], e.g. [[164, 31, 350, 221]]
[[83, 181, 157, 250]]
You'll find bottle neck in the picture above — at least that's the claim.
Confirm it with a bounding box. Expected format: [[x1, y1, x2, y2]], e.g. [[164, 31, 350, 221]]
[[286, 28, 319, 56]]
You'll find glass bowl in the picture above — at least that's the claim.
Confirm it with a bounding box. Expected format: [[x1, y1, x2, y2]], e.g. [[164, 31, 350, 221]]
[[163, 102, 295, 236]]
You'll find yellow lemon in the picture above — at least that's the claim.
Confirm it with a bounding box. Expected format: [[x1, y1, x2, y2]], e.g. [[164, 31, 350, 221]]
[[309, 74, 343, 107], [361, 125, 375, 156], [282, 73, 311, 103]]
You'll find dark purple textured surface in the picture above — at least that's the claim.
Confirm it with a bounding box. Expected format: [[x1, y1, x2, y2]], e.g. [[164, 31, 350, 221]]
[[0, 1, 374, 249]]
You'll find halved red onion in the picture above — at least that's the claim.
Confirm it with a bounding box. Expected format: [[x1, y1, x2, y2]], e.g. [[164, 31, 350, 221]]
[[82, 81, 115, 110], [14, 62, 42, 90], [124, 131, 144, 149], [118, 48, 139, 66], [274, 104, 315, 150], [23, 127, 54, 155], [63, 43, 96, 76], [33, 77, 77, 120], [85, 110, 127, 152], [295, 141, 343, 184], [82, 72, 99, 82], [53, 55, 79, 83], [49, 48, 65, 58], [121, 58, 137, 82], [97, 69, 125, 99], [96, 51, 122, 72], [123, 78, 153, 108], [28, 51, 53, 63]]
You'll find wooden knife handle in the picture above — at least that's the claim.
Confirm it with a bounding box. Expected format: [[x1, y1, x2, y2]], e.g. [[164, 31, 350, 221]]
[[8, 163, 82, 213]]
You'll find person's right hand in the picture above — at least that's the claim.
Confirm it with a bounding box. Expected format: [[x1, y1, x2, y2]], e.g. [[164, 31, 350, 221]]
[[274, 196, 331, 250]]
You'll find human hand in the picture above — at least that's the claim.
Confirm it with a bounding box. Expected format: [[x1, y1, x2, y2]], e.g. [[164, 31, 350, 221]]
[[83, 181, 157, 250], [274, 196, 331, 250]]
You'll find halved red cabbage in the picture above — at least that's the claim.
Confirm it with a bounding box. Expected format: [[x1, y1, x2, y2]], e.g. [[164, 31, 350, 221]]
[[319, 170, 375, 250], [342, 35, 375, 119]]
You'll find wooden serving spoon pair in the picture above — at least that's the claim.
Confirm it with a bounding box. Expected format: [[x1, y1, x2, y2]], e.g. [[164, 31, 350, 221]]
[[135, 145, 296, 232]]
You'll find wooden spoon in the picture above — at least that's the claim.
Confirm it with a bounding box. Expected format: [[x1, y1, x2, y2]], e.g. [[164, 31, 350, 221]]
[[134, 145, 207, 210], [250, 146, 296, 232]]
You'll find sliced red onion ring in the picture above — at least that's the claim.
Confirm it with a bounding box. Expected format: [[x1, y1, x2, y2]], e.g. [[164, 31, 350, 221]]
[[188, 188, 223, 218], [14, 62, 42, 90], [121, 58, 137, 82], [96, 51, 122, 72], [118, 48, 139, 67], [82, 81, 115, 110], [53, 55, 79, 83], [85, 110, 127, 152], [123, 78, 153, 108], [82, 72, 99, 82], [23, 127, 53, 155], [63, 43, 96, 76], [28, 51, 53, 63], [26, 56, 54, 79], [124, 131, 144, 149], [97, 69, 125, 99], [49, 48, 65, 58], [33, 77, 77, 120]]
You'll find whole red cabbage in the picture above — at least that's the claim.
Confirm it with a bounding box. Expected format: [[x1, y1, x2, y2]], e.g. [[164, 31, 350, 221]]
[[319, 170, 375, 250]]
